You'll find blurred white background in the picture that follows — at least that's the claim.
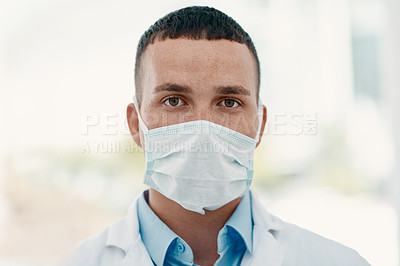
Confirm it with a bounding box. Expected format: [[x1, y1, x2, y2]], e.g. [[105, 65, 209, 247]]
[[1, 0, 399, 265]]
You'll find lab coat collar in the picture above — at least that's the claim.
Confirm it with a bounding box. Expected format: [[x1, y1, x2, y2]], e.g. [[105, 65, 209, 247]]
[[105, 190, 285, 266], [105, 194, 141, 252], [250, 190, 284, 231], [241, 190, 285, 266], [105, 194, 154, 265]]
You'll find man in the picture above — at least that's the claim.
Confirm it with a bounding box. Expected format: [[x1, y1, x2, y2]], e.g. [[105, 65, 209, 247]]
[[66, 6, 370, 266]]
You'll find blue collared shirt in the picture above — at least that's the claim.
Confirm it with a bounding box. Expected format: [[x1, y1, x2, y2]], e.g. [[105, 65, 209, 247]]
[[137, 190, 253, 266]]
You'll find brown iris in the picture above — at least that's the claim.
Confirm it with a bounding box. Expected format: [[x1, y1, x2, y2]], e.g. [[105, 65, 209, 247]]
[[168, 97, 180, 106], [224, 99, 235, 107]]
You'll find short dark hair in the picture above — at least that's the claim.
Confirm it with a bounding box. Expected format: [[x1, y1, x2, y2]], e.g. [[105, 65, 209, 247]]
[[134, 6, 260, 103]]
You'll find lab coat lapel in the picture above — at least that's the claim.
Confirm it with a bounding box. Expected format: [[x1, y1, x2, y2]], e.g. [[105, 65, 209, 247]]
[[241, 225, 284, 266], [240, 191, 285, 266], [106, 194, 154, 266]]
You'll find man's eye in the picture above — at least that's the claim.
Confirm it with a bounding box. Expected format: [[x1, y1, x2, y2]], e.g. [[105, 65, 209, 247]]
[[221, 99, 239, 108], [164, 97, 184, 107]]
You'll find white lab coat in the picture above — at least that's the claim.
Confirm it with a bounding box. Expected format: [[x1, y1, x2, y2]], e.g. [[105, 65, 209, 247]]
[[64, 190, 370, 266]]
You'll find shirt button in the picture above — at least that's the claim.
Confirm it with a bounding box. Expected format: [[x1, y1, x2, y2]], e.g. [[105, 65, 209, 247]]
[[177, 242, 185, 253]]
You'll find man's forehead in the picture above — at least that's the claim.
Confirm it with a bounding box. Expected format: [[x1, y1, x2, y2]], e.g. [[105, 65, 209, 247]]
[[139, 38, 258, 94], [141, 39, 254, 70]]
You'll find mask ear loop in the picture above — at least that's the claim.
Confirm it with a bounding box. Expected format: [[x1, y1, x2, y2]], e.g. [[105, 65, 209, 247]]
[[133, 95, 149, 133], [255, 99, 264, 143]]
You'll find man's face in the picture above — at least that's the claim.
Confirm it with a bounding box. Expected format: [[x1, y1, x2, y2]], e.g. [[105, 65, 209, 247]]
[[129, 38, 264, 147]]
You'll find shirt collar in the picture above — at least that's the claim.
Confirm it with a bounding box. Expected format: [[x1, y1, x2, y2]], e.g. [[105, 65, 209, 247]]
[[224, 190, 253, 254], [137, 190, 180, 266]]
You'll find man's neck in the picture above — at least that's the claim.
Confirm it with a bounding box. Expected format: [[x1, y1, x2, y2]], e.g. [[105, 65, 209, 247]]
[[147, 188, 242, 266]]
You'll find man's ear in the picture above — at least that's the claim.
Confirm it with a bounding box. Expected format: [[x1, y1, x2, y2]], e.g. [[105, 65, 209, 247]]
[[127, 103, 142, 148], [256, 105, 267, 148]]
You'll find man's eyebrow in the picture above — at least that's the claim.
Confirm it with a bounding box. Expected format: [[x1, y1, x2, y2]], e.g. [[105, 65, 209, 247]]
[[154, 83, 192, 94], [215, 86, 251, 96]]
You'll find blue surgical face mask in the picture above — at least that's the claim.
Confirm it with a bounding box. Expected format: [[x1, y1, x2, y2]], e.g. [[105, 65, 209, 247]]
[[133, 97, 263, 214]]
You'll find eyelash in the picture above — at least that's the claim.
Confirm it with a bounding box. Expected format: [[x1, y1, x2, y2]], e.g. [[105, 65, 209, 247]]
[[162, 96, 242, 108]]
